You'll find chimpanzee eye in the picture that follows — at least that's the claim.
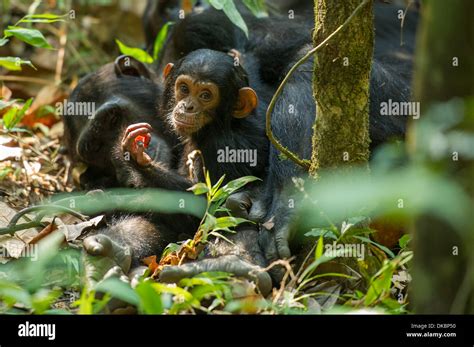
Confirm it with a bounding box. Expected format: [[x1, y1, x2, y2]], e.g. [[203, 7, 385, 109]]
[[200, 91, 212, 101], [179, 84, 189, 95]]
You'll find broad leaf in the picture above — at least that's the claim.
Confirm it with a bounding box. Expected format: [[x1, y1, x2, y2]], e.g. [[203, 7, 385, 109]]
[[153, 22, 173, 60], [5, 27, 53, 49], [0, 57, 36, 71], [20, 13, 67, 23], [209, 0, 248, 37], [3, 108, 19, 130], [242, 0, 268, 18], [116, 39, 153, 64], [188, 182, 209, 195]]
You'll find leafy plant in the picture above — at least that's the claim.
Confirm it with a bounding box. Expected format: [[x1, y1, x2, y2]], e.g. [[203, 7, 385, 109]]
[[205, 0, 268, 37], [188, 172, 260, 244], [2, 98, 33, 130], [116, 21, 173, 64], [0, 13, 67, 71]]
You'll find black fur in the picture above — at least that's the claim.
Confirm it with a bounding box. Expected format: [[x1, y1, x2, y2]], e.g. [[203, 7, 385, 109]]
[[162, 49, 270, 183]]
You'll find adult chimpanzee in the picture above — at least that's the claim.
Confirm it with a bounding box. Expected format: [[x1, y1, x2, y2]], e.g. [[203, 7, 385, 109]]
[[63, 55, 180, 189], [63, 54, 199, 263], [152, 3, 419, 284], [146, 3, 312, 88]]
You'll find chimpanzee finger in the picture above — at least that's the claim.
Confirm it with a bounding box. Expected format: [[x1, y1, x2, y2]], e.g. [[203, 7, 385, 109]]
[[122, 128, 151, 150], [83, 234, 113, 256], [259, 228, 277, 262], [136, 142, 152, 166], [275, 225, 291, 259], [225, 191, 252, 219], [124, 123, 152, 136], [258, 228, 286, 284], [159, 255, 272, 296]]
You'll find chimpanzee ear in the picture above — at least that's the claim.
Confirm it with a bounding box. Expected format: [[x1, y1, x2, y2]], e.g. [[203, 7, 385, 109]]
[[163, 63, 174, 80], [233, 87, 258, 118], [114, 55, 151, 79]]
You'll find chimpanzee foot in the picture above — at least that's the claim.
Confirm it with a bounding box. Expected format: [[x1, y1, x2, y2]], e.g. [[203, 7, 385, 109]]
[[159, 255, 272, 296], [82, 234, 132, 289]]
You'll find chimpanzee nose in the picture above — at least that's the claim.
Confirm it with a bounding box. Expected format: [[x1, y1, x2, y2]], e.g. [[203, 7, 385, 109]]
[[185, 104, 195, 112]]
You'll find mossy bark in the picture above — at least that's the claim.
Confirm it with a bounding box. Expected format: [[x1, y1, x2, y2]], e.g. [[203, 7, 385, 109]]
[[310, 0, 373, 177]]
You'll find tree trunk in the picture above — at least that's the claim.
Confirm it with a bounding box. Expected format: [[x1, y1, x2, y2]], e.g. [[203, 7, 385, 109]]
[[310, 0, 373, 177], [411, 0, 474, 313]]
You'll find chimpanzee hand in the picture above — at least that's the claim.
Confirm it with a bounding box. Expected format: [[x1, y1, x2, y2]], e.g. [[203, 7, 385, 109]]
[[159, 255, 272, 296], [121, 123, 153, 167]]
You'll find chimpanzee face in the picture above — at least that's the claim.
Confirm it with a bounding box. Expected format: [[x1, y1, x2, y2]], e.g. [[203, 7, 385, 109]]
[[64, 55, 164, 170], [171, 74, 219, 135], [162, 49, 258, 137]]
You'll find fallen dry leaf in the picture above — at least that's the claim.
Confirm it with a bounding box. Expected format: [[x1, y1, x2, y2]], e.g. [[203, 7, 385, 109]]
[[0, 144, 22, 161], [0, 234, 26, 259], [29, 220, 58, 244], [57, 215, 106, 241]]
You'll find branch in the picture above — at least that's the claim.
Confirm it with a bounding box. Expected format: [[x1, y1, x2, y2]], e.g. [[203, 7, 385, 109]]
[[265, 0, 371, 170]]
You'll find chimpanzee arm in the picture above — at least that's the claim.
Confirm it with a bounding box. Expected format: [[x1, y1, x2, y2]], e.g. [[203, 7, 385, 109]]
[[111, 124, 192, 191], [159, 224, 272, 296]]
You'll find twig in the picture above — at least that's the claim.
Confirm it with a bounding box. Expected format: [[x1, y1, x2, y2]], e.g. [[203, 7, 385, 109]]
[[400, 0, 415, 46], [0, 221, 45, 235], [6, 205, 87, 229], [265, 0, 371, 170], [55, 22, 68, 84], [0, 76, 53, 85], [253, 258, 296, 304]]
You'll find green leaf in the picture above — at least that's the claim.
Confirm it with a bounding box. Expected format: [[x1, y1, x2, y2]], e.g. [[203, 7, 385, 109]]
[[242, 0, 268, 18], [95, 278, 140, 306], [364, 264, 395, 306], [115, 39, 153, 64], [5, 26, 53, 49], [222, 176, 260, 194], [188, 182, 209, 195], [398, 234, 411, 249], [0, 57, 36, 71], [354, 235, 395, 258], [3, 108, 19, 130], [315, 236, 324, 260], [161, 242, 181, 258], [0, 280, 32, 308], [31, 289, 62, 314], [153, 22, 173, 60], [201, 213, 217, 233], [0, 167, 14, 180], [214, 216, 249, 229], [209, 230, 235, 244], [20, 13, 67, 23], [208, 0, 225, 10], [205, 170, 212, 191], [305, 228, 338, 240], [209, 0, 248, 37], [135, 281, 164, 314], [211, 175, 226, 196], [299, 255, 335, 281], [0, 37, 9, 46]]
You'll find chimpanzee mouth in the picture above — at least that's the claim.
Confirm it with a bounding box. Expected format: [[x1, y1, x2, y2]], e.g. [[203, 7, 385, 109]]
[[174, 112, 199, 128]]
